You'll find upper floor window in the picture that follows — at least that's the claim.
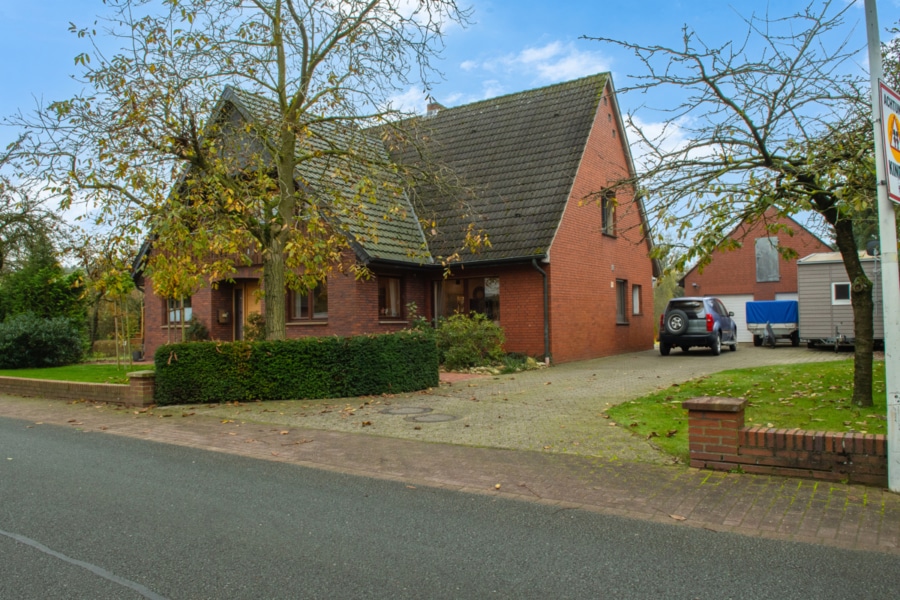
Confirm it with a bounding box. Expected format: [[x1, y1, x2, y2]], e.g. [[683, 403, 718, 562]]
[[291, 283, 328, 320], [755, 237, 780, 282], [378, 277, 402, 318], [601, 190, 616, 236]]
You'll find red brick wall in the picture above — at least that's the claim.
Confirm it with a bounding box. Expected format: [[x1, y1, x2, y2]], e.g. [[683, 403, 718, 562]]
[[683, 210, 832, 300], [142, 258, 431, 358], [546, 85, 655, 363], [683, 397, 887, 487]]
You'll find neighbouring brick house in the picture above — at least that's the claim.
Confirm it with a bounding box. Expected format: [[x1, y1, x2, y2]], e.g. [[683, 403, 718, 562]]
[[681, 209, 832, 342], [135, 73, 659, 363]]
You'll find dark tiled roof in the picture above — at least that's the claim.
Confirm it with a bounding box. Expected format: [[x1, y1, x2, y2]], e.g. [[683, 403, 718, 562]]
[[223, 87, 432, 265], [385, 73, 609, 263]]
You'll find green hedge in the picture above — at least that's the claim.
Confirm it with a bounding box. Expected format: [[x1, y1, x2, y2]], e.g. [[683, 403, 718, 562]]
[[152, 330, 439, 405]]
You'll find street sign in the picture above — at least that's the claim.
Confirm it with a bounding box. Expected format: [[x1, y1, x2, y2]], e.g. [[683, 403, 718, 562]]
[[879, 81, 900, 205]]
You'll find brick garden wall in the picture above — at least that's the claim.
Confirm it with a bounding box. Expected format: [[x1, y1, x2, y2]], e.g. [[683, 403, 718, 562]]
[[683, 396, 887, 486], [0, 372, 156, 407]]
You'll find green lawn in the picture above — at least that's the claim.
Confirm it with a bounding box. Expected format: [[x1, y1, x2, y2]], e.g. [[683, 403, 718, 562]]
[[606, 360, 887, 463], [0, 363, 153, 385]]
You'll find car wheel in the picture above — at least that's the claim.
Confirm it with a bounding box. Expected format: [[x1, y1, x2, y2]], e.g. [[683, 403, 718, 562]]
[[659, 342, 671, 356], [711, 333, 721, 356], [753, 335, 762, 347], [665, 309, 689, 335]]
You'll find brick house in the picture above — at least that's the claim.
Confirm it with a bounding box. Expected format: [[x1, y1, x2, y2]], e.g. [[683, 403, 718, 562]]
[[681, 209, 832, 342], [136, 73, 659, 363]]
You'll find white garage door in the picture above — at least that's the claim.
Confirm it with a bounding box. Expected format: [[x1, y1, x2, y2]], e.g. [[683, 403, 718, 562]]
[[717, 294, 755, 343], [775, 292, 798, 302]]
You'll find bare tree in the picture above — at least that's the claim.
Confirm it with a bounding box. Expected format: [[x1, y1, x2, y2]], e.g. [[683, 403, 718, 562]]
[[588, 0, 886, 406], [14, 0, 470, 340], [0, 137, 65, 275]]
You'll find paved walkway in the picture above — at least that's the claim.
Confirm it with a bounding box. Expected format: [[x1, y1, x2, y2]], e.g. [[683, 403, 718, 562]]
[[2, 345, 898, 554]]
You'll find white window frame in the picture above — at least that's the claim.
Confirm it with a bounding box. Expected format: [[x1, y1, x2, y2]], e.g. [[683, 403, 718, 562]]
[[832, 282, 851, 306]]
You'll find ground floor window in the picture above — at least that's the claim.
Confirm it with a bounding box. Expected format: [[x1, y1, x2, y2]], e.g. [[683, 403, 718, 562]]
[[616, 279, 628, 324], [632, 284, 642, 316], [378, 277, 402, 318], [165, 297, 192, 324], [437, 277, 500, 321], [291, 283, 328, 320]]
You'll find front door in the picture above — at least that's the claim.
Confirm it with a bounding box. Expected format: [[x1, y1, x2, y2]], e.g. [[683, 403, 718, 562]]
[[234, 287, 244, 341]]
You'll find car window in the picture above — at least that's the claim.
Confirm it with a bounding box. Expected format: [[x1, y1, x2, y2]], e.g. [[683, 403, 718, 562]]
[[716, 300, 729, 315], [668, 300, 705, 318]]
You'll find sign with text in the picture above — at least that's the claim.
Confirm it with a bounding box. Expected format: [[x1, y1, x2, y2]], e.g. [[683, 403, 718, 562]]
[[880, 81, 900, 204]]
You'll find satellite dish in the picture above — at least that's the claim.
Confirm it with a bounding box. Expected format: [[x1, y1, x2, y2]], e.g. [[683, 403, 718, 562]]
[[866, 240, 880, 256]]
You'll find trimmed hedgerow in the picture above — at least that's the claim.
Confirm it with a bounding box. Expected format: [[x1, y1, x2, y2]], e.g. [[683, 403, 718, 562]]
[[152, 330, 439, 405]]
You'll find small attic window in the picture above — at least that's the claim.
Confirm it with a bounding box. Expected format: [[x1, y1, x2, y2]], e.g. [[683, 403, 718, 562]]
[[612, 129, 617, 138], [603, 97, 608, 106]]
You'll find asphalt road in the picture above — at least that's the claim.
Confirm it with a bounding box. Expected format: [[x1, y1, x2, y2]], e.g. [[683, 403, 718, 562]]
[[2, 417, 899, 600]]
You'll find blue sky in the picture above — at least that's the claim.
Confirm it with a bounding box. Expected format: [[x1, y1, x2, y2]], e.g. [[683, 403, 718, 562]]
[[1, 1, 899, 153]]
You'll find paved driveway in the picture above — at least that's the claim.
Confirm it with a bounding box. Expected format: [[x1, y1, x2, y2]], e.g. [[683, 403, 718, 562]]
[[158, 345, 854, 464]]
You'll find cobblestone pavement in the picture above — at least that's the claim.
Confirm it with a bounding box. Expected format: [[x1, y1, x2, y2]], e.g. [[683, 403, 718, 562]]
[[154, 345, 858, 463], [4, 344, 898, 554]]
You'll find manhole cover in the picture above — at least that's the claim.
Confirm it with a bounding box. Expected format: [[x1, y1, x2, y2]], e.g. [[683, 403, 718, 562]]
[[380, 407, 433, 415], [406, 413, 459, 423]]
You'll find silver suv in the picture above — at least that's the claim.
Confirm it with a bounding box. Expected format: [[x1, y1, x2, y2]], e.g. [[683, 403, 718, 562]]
[[659, 297, 738, 356]]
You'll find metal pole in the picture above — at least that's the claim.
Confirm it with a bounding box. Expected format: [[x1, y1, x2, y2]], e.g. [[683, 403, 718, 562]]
[[864, 0, 900, 492]]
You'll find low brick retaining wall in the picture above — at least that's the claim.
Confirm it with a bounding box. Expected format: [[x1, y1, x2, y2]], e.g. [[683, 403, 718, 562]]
[[683, 396, 887, 487], [0, 371, 156, 408]]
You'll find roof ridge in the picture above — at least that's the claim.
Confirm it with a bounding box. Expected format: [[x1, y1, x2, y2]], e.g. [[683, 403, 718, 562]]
[[429, 72, 608, 114]]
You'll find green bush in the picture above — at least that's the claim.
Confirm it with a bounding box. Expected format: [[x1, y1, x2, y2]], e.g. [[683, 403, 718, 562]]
[[184, 318, 210, 341], [0, 313, 85, 368], [153, 330, 439, 405], [435, 313, 505, 371]]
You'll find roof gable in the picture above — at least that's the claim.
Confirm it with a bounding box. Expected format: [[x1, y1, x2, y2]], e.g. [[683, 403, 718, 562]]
[[683, 209, 833, 280]]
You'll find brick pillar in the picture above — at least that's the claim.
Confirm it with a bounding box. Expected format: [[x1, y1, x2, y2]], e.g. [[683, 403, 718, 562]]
[[127, 370, 156, 407], [681, 396, 746, 470]]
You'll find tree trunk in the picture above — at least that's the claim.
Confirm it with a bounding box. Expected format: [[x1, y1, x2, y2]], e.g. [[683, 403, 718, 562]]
[[263, 236, 287, 340], [833, 219, 874, 407]]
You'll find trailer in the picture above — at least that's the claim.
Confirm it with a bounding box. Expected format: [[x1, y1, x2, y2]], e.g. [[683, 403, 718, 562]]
[[746, 300, 800, 347], [797, 252, 884, 350]]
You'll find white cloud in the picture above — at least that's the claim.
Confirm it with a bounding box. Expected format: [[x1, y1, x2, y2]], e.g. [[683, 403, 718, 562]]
[[385, 86, 429, 115], [466, 41, 612, 85], [625, 114, 692, 172]]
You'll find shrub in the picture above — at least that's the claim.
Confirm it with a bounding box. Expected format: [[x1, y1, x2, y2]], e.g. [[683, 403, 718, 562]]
[[153, 330, 439, 405], [435, 312, 505, 371], [184, 318, 210, 341], [0, 313, 85, 368], [244, 312, 266, 342]]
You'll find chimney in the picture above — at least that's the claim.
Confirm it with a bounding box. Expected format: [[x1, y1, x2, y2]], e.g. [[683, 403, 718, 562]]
[[426, 101, 445, 117]]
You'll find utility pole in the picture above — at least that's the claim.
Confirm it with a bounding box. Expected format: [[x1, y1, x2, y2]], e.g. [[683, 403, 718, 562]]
[[864, 0, 900, 492]]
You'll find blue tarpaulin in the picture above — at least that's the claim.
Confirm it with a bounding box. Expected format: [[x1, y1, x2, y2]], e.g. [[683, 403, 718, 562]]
[[745, 300, 799, 325]]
